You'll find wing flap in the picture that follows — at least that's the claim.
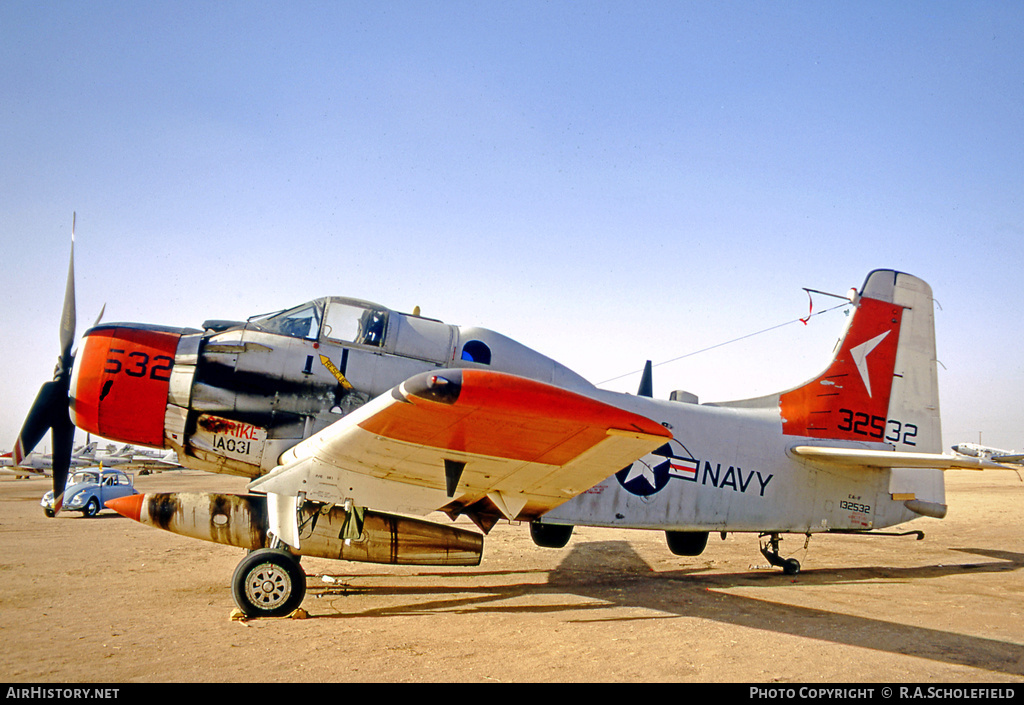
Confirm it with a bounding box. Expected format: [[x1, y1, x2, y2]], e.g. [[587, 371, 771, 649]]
[[250, 369, 671, 520]]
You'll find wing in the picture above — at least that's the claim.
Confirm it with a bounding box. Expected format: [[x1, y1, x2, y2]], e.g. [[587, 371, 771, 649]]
[[992, 452, 1024, 464], [790, 445, 1012, 470], [250, 369, 671, 534]]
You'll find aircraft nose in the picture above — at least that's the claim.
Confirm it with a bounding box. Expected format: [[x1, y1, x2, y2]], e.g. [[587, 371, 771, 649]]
[[70, 325, 185, 446]]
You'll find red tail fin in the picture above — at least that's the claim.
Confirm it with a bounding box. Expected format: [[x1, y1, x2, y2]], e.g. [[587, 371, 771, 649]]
[[781, 296, 903, 441], [777, 270, 940, 452]]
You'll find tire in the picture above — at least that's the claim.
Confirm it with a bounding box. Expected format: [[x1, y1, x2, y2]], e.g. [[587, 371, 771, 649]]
[[231, 549, 306, 618], [783, 558, 801, 576], [43, 507, 55, 518], [82, 497, 100, 518]]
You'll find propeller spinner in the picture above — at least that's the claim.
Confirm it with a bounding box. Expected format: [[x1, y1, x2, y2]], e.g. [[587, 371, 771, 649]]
[[14, 215, 78, 513]]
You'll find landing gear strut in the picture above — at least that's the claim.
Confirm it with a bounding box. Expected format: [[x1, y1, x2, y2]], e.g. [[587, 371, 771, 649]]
[[759, 533, 801, 575]]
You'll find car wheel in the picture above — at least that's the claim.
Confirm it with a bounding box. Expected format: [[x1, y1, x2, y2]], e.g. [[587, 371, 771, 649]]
[[43, 507, 55, 518], [231, 549, 306, 618], [83, 497, 100, 518]]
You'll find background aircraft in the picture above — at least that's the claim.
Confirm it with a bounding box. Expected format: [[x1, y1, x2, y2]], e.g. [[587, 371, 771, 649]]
[[16, 235, 1009, 617], [2, 441, 180, 476], [1, 442, 98, 476], [951, 442, 1024, 465], [89, 444, 181, 470]]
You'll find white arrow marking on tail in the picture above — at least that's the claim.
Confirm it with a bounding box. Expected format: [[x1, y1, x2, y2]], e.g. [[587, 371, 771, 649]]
[[849, 330, 890, 397]]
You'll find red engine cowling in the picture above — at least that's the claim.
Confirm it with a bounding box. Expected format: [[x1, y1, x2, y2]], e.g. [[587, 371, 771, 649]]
[[70, 324, 186, 447]]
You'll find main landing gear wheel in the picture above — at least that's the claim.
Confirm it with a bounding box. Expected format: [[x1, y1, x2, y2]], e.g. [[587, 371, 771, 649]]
[[231, 548, 306, 618], [759, 533, 801, 575]]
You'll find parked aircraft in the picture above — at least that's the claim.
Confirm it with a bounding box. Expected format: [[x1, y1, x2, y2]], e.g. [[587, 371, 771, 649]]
[[16, 226, 1009, 617], [93, 444, 181, 469], [951, 442, 1024, 465], [1, 451, 49, 473], [2, 441, 181, 479], [1, 442, 97, 475], [0, 452, 42, 477]]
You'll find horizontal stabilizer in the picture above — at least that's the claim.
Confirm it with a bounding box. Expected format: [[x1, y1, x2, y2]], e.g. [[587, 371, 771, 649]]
[[790, 445, 1012, 471]]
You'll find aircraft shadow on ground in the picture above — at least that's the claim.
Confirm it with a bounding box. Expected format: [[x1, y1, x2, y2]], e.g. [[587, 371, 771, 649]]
[[311, 541, 1024, 676]]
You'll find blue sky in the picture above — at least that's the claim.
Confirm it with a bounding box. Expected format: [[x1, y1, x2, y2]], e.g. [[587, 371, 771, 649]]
[[2, 1, 1022, 452]]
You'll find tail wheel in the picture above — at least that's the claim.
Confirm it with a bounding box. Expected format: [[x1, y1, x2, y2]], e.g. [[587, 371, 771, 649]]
[[231, 549, 306, 618], [760, 532, 802, 576]]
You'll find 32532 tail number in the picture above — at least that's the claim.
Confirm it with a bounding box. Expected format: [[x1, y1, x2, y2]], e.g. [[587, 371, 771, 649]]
[[837, 409, 917, 446]]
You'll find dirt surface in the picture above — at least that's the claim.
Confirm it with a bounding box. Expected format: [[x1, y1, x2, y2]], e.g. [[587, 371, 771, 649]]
[[2, 468, 1023, 683]]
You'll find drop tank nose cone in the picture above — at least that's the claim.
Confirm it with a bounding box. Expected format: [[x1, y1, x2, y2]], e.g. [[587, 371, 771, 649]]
[[105, 493, 145, 522]]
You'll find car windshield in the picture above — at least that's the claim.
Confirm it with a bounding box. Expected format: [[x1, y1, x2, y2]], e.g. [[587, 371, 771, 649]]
[[69, 471, 98, 485]]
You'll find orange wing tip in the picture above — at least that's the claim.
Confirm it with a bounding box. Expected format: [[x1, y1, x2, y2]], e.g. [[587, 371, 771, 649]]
[[106, 493, 145, 522]]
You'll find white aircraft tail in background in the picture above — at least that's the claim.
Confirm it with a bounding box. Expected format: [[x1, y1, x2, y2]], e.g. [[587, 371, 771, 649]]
[[951, 442, 1024, 465]]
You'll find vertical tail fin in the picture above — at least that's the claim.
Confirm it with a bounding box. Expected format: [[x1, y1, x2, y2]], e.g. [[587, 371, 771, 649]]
[[779, 270, 941, 453]]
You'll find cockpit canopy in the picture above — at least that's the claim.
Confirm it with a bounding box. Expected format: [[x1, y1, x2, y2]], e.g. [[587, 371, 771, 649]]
[[244, 296, 592, 391], [249, 298, 389, 347]]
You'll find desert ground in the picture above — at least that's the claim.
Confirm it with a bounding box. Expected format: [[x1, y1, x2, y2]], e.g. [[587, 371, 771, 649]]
[[1, 468, 1022, 684]]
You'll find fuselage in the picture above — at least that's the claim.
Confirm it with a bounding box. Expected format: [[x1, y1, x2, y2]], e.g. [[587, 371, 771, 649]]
[[544, 387, 926, 534], [68, 269, 944, 538]]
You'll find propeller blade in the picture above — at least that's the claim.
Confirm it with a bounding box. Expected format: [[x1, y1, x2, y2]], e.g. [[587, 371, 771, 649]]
[[13, 381, 63, 464], [50, 410, 76, 514], [59, 213, 77, 364], [92, 303, 106, 328], [13, 215, 79, 513]]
